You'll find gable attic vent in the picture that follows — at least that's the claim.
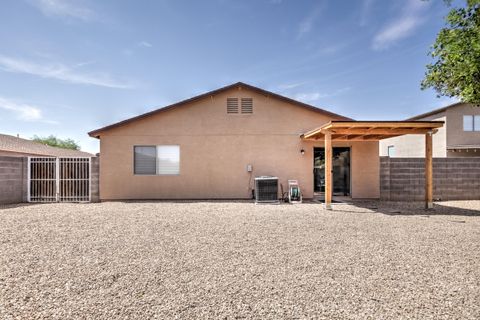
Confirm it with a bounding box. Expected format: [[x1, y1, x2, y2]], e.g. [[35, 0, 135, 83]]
[[241, 98, 253, 114], [227, 98, 239, 114]]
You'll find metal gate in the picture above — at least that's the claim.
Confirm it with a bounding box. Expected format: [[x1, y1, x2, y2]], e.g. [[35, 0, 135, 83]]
[[28, 157, 91, 202]]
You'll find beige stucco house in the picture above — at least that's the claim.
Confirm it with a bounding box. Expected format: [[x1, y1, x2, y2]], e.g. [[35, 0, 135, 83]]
[[89, 82, 442, 204], [380, 102, 480, 158]]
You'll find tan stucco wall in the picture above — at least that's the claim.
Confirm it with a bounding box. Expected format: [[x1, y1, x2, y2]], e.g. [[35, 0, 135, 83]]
[[444, 104, 480, 157], [446, 104, 480, 148], [379, 113, 447, 158], [380, 103, 480, 158], [97, 87, 380, 200]]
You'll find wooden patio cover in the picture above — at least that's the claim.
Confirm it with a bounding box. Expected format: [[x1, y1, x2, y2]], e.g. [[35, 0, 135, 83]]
[[301, 121, 444, 209]]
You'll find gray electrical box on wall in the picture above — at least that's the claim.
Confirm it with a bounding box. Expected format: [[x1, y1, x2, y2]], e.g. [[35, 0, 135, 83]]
[[246, 164, 253, 172]]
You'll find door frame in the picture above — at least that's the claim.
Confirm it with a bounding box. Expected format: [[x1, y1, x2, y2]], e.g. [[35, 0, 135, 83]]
[[312, 146, 352, 196]]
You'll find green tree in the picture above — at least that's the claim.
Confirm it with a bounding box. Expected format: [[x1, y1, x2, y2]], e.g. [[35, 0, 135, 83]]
[[32, 135, 81, 150], [421, 0, 480, 105]]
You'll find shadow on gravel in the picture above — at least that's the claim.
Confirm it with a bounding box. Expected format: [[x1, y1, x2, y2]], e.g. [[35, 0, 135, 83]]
[[0, 203, 45, 210], [117, 199, 332, 206], [340, 200, 480, 217], [118, 199, 256, 204]]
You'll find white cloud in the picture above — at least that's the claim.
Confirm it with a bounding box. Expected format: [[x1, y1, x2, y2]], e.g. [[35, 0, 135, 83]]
[[294, 87, 351, 103], [73, 60, 96, 68], [316, 42, 349, 56], [0, 96, 57, 123], [0, 55, 134, 89], [29, 0, 95, 21], [360, 0, 375, 26], [138, 41, 153, 48], [122, 49, 133, 56], [372, 0, 430, 50], [297, 2, 325, 38], [294, 92, 322, 103], [278, 82, 305, 90]]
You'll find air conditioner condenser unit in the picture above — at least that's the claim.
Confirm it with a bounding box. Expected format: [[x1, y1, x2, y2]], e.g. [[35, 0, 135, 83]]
[[254, 176, 279, 204]]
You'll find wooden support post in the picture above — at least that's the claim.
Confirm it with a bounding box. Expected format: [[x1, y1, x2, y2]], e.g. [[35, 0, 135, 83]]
[[325, 132, 332, 210], [425, 132, 433, 209]]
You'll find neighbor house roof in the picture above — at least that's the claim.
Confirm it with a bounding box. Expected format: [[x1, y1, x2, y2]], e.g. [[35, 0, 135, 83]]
[[406, 102, 464, 120], [0, 134, 94, 157], [88, 82, 352, 138]]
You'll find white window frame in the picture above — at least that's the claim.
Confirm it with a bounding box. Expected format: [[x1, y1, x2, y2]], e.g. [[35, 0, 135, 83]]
[[134, 145, 180, 175], [387, 145, 395, 157], [464, 115, 474, 131], [475, 115, 480, 131]]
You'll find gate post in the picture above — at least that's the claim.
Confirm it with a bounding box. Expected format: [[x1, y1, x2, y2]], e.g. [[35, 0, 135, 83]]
[[27, 157, 31, 202], [55, 157, 60, 202], [89, 157, 92, 202]]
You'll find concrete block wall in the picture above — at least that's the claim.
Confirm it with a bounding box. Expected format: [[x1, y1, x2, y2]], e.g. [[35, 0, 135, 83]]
[[380, 157, 480, 201], [90, 156, 100, 202], [0, 156, 27, 204]]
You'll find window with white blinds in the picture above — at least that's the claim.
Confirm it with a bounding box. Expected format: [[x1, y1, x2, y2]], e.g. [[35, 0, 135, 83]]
[[134, 145, 180, 175], [157, 145, 180, 174], [134, 146, 156, 174]]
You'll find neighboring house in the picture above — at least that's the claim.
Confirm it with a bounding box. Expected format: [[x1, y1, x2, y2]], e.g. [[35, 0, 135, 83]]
[[380, 102, 480, 158], [89, 82, 441, 201], [0, 134, 93, 157]]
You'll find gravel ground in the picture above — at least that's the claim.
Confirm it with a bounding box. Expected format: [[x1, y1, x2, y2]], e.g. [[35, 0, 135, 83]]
[[0, 200, 479, 319]]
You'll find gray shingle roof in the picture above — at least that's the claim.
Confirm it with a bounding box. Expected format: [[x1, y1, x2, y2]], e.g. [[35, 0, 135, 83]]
[[0, 134, 94, 157], [406, 102, 464, 120]]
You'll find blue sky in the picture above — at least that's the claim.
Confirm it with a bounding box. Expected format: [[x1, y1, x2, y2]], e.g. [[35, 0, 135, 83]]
[[0, 0, 459, 153]]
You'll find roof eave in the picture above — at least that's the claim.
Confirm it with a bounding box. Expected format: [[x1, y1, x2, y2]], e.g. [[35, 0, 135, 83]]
[[88, 82, 352, 138], [406, 101, 465, 121]]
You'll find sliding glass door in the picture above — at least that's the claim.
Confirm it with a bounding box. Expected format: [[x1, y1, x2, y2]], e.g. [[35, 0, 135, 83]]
[[313, 147, 350, 196]]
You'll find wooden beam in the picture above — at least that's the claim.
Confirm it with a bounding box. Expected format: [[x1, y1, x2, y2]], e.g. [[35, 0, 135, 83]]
[[330, 128, 435, 135], [425, 132, 433, 209], [332, 136, 378, 141], [304, 129, 440, 141], [301, 121, 444, 140], [330, 137, 383, 141], [325, 132, 332, 210], [334, 134, 350, 140], [331, 135, 403, 141], [329, 121, 444, 129], [305, 135, 407, 142]]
